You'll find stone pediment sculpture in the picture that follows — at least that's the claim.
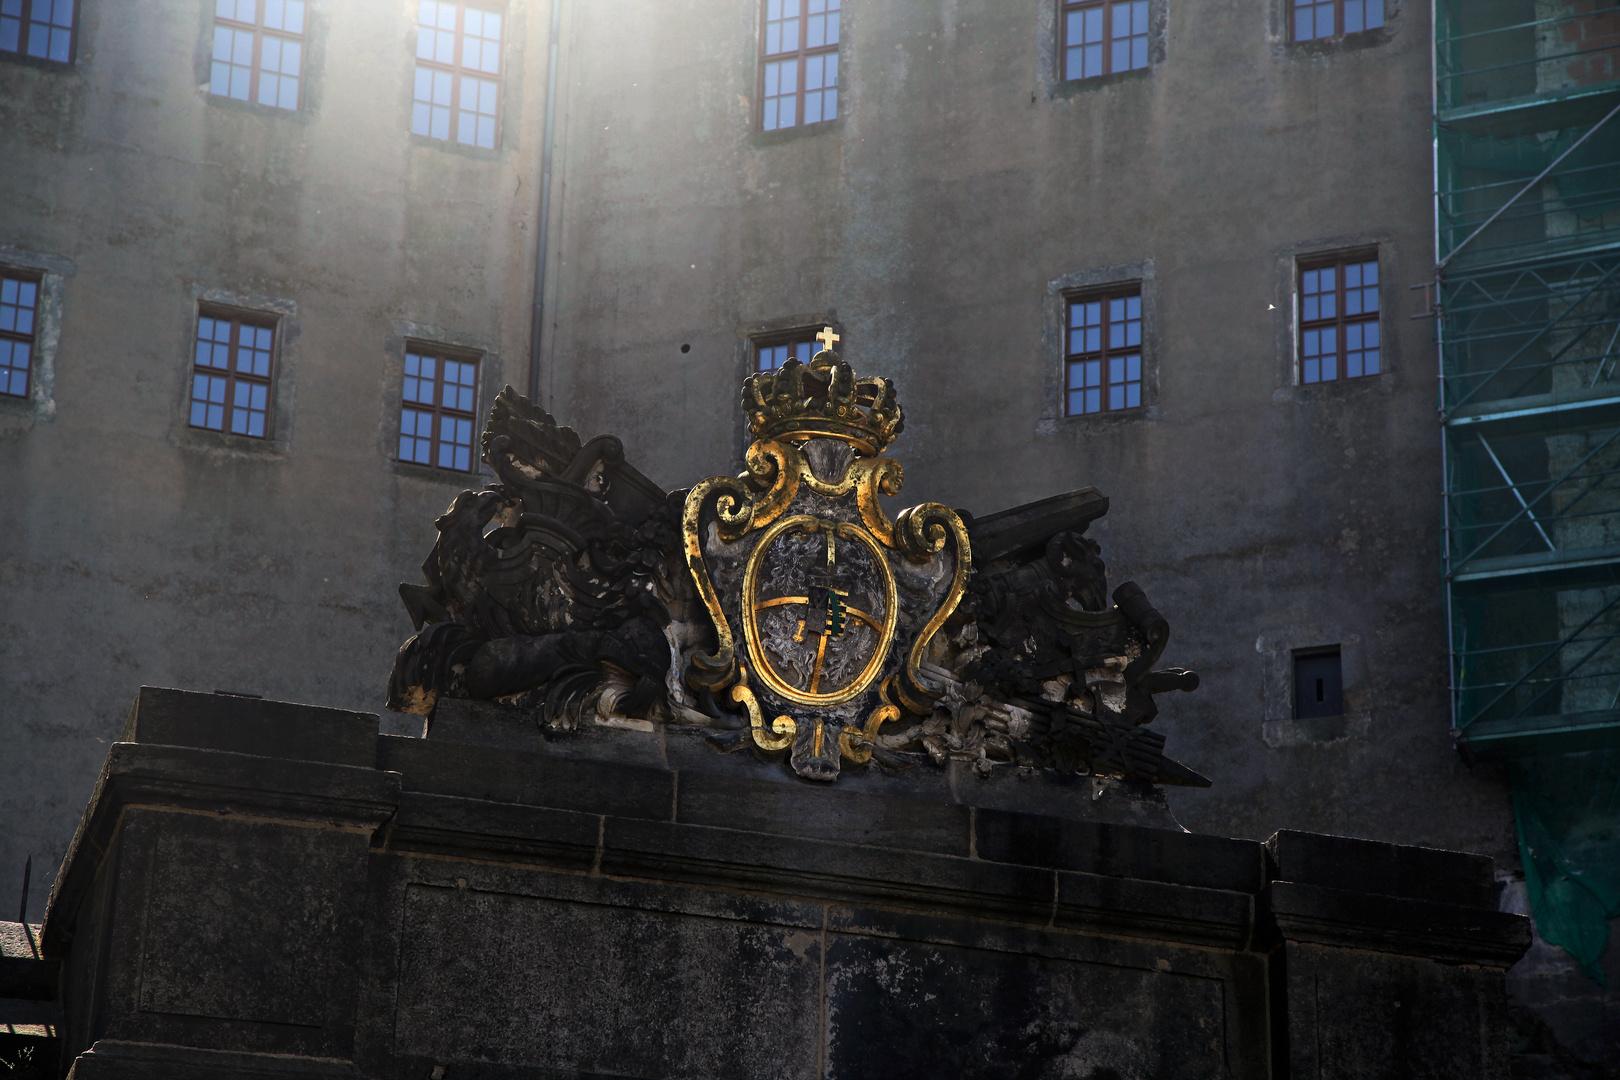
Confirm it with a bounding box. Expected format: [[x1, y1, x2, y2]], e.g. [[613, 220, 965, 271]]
[[388, 333, 1208, 786]]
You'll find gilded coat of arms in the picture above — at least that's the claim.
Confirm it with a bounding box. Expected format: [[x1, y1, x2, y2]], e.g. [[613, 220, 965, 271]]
[[388, 333, 1207, 786]]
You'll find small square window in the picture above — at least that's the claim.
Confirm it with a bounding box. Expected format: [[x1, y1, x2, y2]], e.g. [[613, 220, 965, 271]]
[[400, 346, 480, 472], [190, 310, 277, 438], [1061, 0, 1149, 82], [755, 337, 815, 374], [1298, 251, 1379, 384], [753, 327, 841, 374], [0, 272, 40, 399], [1294, 648, 1343, 718], [1065, 287, 1142, 416], [759, 0, 840, 131], [1, 0, 77, 64], [413, 0, 504, 150], [209, 0, 306, 111], [1291, 0, 1383, 41]]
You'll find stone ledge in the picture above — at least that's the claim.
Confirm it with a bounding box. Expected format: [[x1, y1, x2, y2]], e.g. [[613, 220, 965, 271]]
[[1266, 829, 1496, 909], [976, 807, 1264, 892], [43, 743, 400, 956], [378, 733, 675, 820], [1266, 881, 1532, 966], [1054, 869, 1254, 949], [66, 1040, 357, 1080], [124, 687, 377, 768], [386, 791, 601, 872], [381, 799, 1257, 948], [427, 698, 1188, 830], [602, 816, 1058, 926], [674, 767, 973, 856]]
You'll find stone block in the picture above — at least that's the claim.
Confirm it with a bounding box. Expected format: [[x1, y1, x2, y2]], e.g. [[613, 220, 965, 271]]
[[66, 1039, 358, 1079], [1278, 941, 1515, 1080], [122, 687, 377, 769], [975, 807, 1264, 891], [378, 734, 674, 820], [387, 791, 602, 872], [599, 817, 1056, 925], [392, 882, 821, 1078], [1266, 828, 1496, 909], [39, 691, 1530, 1079], [674, 768, 972, 855], [1267, 880, 1532, 966], [1053, 868, 1253, 948], [823, 932, 1227, 1079]]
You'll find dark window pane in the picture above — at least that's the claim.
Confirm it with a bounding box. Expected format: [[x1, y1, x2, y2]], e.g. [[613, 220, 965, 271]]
[[1294, 651, 1343, 718]]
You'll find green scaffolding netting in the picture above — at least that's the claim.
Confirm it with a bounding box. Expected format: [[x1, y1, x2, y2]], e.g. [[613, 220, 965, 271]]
[[1437, 0, 1620, 115], [1439, 123, 1620, 269], [1511, 747, 1620, 982]]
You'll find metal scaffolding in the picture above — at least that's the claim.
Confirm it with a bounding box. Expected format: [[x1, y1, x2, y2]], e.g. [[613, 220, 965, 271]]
[[1438, 0, 1620, 760]]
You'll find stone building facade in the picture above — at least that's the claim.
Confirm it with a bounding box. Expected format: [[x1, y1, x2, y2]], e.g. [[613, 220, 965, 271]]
[[0, 0, 549, 911], [2, 0, 1615, 1069]]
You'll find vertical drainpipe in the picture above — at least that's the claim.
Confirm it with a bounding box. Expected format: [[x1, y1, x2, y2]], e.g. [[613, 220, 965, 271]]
[[528, 0, 563, 404], [1431, 0, 1459, 738]]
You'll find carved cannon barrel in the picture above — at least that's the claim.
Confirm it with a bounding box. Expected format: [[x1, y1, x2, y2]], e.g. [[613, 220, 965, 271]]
[[1111, 581, 1168, 644], [1142, 668, 1201, 694]]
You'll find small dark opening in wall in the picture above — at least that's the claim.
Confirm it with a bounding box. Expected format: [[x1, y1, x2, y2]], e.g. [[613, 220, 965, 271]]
[[1293, 648, 1342, 719], [680, 343, 691, 354]]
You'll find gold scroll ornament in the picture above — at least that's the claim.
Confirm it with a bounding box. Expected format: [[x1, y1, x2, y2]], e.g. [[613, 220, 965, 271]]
[[740, 515, 899, 708], [682, 437, 973, 760]]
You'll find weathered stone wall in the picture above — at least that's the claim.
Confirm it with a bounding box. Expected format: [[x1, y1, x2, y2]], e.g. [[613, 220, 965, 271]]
[[0, 0, 548, 917], [0, 0, 1526, 1017], [535, 0, 1516, 863], [37, 688, 1531, 1079]]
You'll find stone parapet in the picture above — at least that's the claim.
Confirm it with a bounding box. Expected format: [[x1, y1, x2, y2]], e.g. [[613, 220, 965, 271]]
[[42, 687, 1531, 1079]]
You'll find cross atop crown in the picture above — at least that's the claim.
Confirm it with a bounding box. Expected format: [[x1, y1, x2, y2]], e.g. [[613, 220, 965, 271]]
[[742, 323, 903, 455]]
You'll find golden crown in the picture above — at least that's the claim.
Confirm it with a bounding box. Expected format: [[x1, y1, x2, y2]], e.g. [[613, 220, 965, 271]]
[[742, 347, 905, 456]]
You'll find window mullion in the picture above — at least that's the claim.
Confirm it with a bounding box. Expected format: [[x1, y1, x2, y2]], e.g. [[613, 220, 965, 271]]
[[224, 319, 240, 426], [456, 1, 465, 69], [1102, 2, 1112, 75], [425, 365, 438, 463], [450, 23, 462, 126], [1338, 260, 1348, 375], [1101, 301, 1113, 410], [802, 0, 811, 126], [433, 366, 446, 462], [251, 30, 263, 104], [1299, 268, 1310, 374], [758, 2, 768, 128]]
